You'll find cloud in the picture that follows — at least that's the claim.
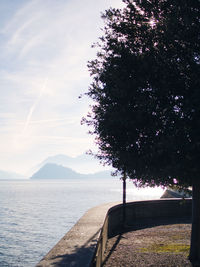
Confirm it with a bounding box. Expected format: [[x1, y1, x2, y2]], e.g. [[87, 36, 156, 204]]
[[0, 0, 124, 173], [21, 77, 48, 135]]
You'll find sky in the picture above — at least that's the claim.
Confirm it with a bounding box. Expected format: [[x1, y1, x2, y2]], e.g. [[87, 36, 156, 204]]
[[0, 0, 125, 175]]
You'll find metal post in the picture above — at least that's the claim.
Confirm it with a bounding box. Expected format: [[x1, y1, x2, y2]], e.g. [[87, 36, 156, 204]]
[[122, 171, 126, 226]]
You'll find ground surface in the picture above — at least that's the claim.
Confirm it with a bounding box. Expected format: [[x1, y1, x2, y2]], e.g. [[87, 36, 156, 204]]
[[103, 223, 192, 267]]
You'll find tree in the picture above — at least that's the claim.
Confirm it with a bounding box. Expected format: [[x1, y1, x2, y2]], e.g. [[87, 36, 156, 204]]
[[84, 0, 200, 265]]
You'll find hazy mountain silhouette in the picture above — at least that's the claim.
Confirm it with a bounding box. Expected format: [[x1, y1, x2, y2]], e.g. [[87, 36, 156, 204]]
[[30, 163, 113, 179], [0, 170, 25, 179], [30, 153, 111, 175]]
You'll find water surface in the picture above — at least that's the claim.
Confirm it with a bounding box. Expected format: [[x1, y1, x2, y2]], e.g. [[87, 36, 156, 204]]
[[0, 178, 164, 267]]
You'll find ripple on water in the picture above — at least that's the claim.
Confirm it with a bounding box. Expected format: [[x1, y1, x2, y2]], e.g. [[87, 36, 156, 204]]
[[0, 179, 164, 267]]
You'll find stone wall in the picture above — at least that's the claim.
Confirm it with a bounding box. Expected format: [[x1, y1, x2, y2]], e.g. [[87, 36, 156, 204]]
[[94, 199, 192, 267], [35, 199, 192, 267]]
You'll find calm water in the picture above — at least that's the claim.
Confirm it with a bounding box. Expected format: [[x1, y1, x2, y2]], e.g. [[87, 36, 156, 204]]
[[0, 178, 164, 267]]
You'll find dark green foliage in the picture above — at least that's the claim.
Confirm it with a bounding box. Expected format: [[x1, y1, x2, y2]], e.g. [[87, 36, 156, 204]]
[[85, 0, 200, 189], [84, 1, 200, 263]]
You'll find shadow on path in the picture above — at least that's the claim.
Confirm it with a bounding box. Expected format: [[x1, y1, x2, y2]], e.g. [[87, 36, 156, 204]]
[[49, 228, 101, 267], [102, 217, 192, 267], [101, 234, 122, 266]]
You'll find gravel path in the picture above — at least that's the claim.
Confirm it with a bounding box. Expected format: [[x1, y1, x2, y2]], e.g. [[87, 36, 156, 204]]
[[103, 223, 192, 267]]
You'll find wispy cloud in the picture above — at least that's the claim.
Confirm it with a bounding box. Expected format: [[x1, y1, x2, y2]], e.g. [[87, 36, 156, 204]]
[[21, 77, 48, 135], [0, 0, 124, 174]]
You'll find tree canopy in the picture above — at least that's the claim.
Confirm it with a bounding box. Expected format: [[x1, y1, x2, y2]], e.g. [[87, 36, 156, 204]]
[[85, 0, 200, 189], [84, 1, 200, 263]]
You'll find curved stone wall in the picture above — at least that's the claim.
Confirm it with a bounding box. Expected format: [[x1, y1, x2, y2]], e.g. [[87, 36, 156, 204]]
[[36, 199, 192, 267], [94, 198, 192, 267]]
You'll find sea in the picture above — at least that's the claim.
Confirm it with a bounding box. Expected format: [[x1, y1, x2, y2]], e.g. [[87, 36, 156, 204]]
[[0, 178, 164, 267]]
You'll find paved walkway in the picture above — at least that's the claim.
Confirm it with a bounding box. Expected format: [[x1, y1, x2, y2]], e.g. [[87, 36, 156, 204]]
[[36, 202, 119, 267], [35, 198, 191, 267], [103, 222, 192, 267]]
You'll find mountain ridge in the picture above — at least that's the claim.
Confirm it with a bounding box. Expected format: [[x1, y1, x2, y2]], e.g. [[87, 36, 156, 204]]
[[30, 163, 113, 179], [0, 169, 26, 179], [30, 153, 111, 175]]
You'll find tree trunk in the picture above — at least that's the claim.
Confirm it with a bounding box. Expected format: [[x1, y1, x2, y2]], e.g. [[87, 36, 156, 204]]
[[189, 179, 200, 266]]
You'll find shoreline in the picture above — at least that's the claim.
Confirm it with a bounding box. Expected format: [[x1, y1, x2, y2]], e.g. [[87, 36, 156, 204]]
[[35, 198, 192, 267]]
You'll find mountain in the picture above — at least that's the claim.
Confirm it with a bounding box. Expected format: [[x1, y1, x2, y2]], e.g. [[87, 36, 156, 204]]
[[31, 163, 82, 179], [0, 170, 25, 179], [30, 153, 111, 175], [30, 163, 113, 179]]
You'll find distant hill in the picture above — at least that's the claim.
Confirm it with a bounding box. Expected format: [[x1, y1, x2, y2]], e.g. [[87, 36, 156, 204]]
[[0, 170, 25, 179], [30, 153, 111, 175], [30, 163, 113, 179]]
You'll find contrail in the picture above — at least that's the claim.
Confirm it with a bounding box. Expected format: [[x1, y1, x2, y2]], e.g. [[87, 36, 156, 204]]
[[22, 78, 48, 135]]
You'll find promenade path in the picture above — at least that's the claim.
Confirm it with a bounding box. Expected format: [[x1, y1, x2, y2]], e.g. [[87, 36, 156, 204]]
[[103, 222, 192, 267], [36, 202, 119, 267], [36, 198, 191, 267]]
